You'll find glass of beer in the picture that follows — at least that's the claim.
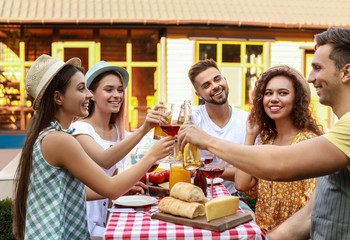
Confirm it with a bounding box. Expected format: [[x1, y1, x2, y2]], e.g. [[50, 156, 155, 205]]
[[153, 103, 174, 140]]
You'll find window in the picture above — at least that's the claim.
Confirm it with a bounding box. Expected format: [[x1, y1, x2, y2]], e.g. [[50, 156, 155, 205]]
[[246, 45, 263, 64], [199, 44, 217, 61], [0, 44, 33, 131], [100, 29, 128, 62], [222, 44, 240, 63], [131, 29, 158, 62]]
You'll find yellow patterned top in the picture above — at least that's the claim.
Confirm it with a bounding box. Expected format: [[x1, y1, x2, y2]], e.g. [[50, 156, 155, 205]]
[[247, 130, 317, 231]]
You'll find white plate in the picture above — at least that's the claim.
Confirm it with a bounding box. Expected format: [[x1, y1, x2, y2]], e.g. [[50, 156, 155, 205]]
[[206, 177, 224, 185], [112, 195, 158, 207]]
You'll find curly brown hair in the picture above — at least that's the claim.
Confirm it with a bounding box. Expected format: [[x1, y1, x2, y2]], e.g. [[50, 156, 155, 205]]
[[250, 65, 323, 142]]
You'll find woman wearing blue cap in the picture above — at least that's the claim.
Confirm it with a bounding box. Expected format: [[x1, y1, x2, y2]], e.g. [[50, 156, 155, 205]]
[[70, 61, 167, 237]]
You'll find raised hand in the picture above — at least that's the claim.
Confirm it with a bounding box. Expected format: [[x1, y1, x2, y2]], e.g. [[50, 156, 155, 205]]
[[148, 136, 175, 161], [177, 124, 212, 151], [141, 104, 168, 131], [245, 114, 261, 145]]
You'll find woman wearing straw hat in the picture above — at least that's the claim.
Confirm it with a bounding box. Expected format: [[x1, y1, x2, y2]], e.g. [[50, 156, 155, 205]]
[[235, 65, 322, 231], [12, 55, 174, 240], [70, 61, 165, 237]]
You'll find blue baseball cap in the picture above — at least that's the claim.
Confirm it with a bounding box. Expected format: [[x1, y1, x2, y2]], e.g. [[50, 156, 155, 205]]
[[85, 61, 129, 88]]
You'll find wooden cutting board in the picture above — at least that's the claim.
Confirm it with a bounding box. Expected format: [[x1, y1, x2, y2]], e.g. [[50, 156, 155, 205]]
[[151, 212, 253, 232], [149, 185, 169, 197]]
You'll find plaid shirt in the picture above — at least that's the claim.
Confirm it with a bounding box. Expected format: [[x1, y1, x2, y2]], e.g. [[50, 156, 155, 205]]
[[25, 122, 89, 239]]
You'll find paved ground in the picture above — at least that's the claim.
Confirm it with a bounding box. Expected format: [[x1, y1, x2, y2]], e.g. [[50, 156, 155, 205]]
[[0, 149, 21, 200], [0, 149, 21, 171]]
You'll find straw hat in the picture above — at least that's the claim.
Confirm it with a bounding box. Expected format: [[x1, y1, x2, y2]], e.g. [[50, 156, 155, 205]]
[[25, 54, 81, 110], [85, 61, 129, 88]]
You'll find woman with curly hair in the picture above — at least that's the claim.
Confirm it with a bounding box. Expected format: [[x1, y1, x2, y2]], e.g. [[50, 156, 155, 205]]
[[235, 64, 323, 231]]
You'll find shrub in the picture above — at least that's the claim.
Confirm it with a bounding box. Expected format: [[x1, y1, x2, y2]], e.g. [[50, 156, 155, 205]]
[[0, 198, 15, 240]]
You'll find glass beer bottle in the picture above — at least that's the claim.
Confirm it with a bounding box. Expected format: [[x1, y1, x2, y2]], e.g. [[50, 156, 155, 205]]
[[182, 100, 201, 170], [173, 139, 182, 160], [177, 104, 185, 125]]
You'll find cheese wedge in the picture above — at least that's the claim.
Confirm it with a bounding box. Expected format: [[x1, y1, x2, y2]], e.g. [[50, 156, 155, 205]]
[[205, 196, 239, 222]]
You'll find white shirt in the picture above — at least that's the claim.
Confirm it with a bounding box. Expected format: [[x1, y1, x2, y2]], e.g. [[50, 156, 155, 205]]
[[70, 121, 128, 236], [192, 104, 249, 194]]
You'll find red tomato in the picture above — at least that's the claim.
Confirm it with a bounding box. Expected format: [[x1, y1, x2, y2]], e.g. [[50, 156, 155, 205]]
[[149, 171, 165, 185], [163, 169, 170, 182], [140, 174, 146, 183]]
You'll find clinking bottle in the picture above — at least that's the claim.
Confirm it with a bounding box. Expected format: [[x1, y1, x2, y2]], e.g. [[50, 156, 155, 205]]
[[177, 104, 185, 125], [182, 100, 201, 170]]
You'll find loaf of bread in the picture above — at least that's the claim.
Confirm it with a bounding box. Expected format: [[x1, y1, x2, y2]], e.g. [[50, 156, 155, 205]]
[[158, 196, 205, 219], [170, 182, 207, 203]]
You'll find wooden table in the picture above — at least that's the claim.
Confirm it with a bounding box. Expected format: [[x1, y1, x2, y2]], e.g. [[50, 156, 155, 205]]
[[104, 184, 266, 239]]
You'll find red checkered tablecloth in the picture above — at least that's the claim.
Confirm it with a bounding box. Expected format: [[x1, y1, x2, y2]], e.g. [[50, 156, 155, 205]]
[[104, 184, 266, 239]]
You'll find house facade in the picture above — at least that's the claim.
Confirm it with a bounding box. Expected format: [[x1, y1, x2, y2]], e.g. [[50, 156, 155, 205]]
[[1, 0, 349, 140]]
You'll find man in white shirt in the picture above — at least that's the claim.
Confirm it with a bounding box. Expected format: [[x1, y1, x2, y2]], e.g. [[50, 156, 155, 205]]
[[188, 59, 252, 211]]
